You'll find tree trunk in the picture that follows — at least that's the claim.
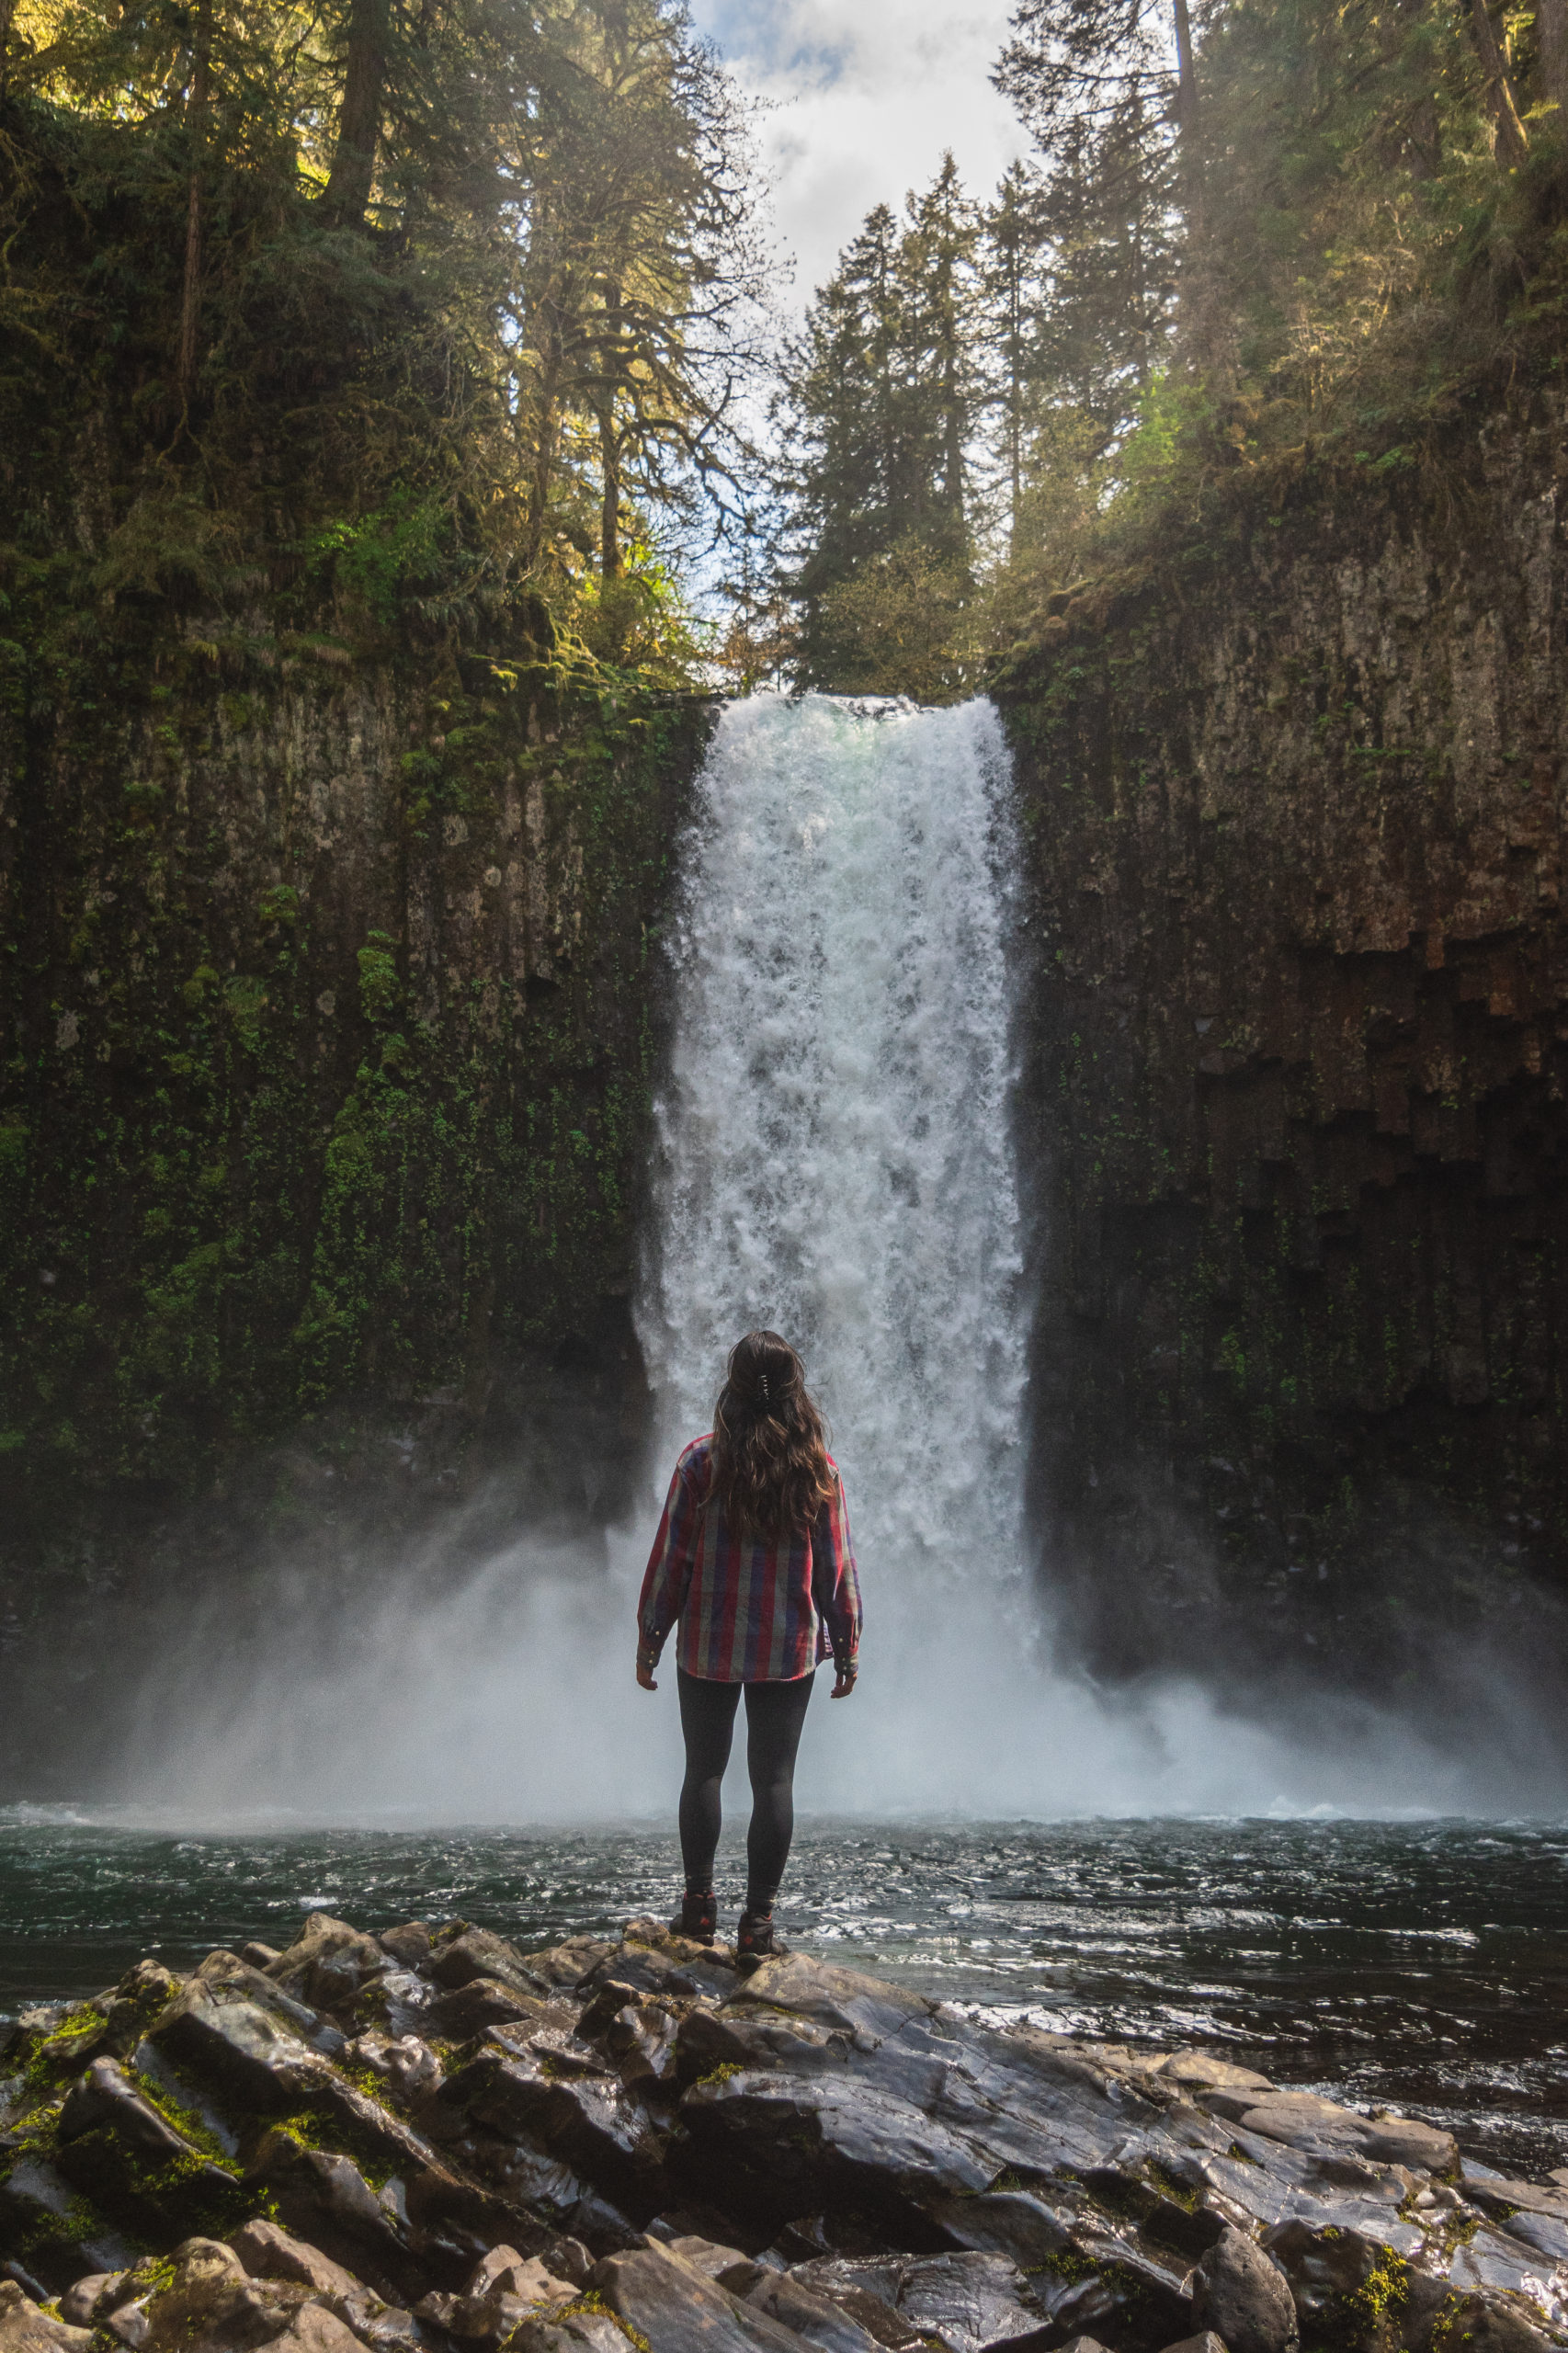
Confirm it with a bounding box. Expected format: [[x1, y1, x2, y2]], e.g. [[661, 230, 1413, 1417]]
[[525, 352, 562, 572], [324, 0, 390, 224], [177, 0, 212, 402], [1540, 0, 1568, 120], [1172, 0, 1199, 137], [598, 280, 622, 580], [599, 411, 621, 579], [1469, 0, 1529, 166]]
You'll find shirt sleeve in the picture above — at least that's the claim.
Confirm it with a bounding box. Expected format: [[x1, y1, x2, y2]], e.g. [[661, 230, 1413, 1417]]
[[811, 1470, 862, 1665], [637, 1452, 703, 1655]]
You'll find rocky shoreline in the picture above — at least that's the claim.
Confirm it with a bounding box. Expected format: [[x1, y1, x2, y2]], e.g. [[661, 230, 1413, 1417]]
[[2, 1915, 1564, 2353]]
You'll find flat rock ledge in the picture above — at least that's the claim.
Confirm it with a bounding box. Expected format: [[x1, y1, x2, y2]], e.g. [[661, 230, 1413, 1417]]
[[3, 1915, 1564, 2353]]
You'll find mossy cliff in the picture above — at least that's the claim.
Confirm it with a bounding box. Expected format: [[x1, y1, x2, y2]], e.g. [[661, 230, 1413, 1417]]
[[0, 600, 711, 1774], [996, 390, 1568, 1702]]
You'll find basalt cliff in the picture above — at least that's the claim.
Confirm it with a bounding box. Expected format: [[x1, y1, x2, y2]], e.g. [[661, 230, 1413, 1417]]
[[997, 389, 1568, 1717]]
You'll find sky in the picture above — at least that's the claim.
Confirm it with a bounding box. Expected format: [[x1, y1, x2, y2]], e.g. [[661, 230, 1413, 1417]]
[[687, 0, 1027, 313]]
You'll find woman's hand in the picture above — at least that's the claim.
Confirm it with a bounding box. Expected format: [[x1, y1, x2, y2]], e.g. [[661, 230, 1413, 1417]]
[[636, 1655, 658, 1691], [831, 1664, 858, 1699]]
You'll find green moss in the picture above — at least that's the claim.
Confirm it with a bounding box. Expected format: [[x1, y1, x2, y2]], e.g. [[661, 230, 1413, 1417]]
[[521, 2291, 652, 2353], [1024, 2246, 1096, 2283], [692, 2062, 744, 2090], [273, 2106, 398, 2191]]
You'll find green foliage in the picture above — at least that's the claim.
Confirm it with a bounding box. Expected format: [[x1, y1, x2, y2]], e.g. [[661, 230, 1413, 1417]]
[[0, 636, 708, 1507], [775, 155, 983, 697], [0, 0, 762, 675]]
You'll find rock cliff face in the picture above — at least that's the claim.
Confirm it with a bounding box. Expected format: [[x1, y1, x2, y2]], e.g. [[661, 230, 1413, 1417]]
[[0, 625, 710, 1783], [998, 393, 1568, 1709]]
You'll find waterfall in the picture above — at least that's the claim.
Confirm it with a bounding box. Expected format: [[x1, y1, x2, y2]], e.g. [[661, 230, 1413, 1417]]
[[634, 691, 1052, 1808], [641, 693, 1028, 1622]]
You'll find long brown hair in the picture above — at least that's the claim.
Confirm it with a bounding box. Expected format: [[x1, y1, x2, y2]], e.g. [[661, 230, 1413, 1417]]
[[709, 1330, 835, 1541]]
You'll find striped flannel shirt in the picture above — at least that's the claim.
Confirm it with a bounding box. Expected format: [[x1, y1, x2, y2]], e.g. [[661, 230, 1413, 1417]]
[[637, 1434, 862, 1683]]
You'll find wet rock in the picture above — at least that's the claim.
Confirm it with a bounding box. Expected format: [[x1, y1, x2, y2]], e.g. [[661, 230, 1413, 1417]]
[[229, 2219, 425, 2350], [507, 2307, 627, 2353], [680, 2067, 991, 2238], [429, 1929, 550, 2000], [377, 1928, 432, 1971], [345, 2035, 443, 2107], [0, 2152, 140, 2290], [267, 1919, 390, 2016], [743, 2268, 889, 2353], [0, 2282, 93, 2351], [414, 2245, 577, 2344], [58, 2273, 124, 2326], [1227, 2097, 1455, 2177], [520, 1940, 618, 1993], [790, 2252, 1059, 2353], [230, 2219, 365, 2302], [590, 2240, 804, 2353], [101, 2236, 320, 2352], [440, 2039, 669, 2211], [926, 2189, 1082, 2270], [242, 2130, 415, 2303], [587, 1923, 742, 2004], [429, 1979, 555, 2042], [1156, 2334, 1227, 2353], [57, 2059, 192, 2164], [1191, 2229, 1298, 2353], [1151, 2057, 1274, 2097], [660, 2235, 753, 2282]]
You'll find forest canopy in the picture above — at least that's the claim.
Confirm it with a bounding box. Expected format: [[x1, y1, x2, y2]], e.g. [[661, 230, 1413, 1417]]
[[770, 0, 1568, 699], [5, 0, 1568, 692], [0, 0, 765, 676]]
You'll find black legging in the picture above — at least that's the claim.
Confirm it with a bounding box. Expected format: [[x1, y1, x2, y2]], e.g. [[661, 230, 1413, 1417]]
[[676, 1668, 814, 1915]]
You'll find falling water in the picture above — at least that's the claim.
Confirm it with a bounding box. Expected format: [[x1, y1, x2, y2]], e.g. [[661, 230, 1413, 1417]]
[[642, 691, 1028, 1636]]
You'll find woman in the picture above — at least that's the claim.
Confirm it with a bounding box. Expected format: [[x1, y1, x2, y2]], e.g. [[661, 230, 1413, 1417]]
[[636, 1329, 862, 1971]]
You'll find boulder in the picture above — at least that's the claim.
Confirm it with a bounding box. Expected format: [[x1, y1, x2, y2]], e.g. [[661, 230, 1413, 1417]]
[[1191, 2230, 1298, 2353], [789, 2252, 1051, 2353], [1152, 2055, 1274, 2097], [266, 1918, 389, 2015], [440, 2040, 669, 2209], [0, 2152, 138, 2290], [1156, 2336, 1228, 2353], [589, 2242, 805, 2353], [99, 2236, 315, 2352], [57, 2060, 190, 2165], [743, 2269, 889, 2353], [508, 2311, 628, 2353], [230, 2219, 425, 2350], [413, 2245, 577, 2345], [377, 1928, 432, 1970], [429, 1979, 556, 2041], [0, 2283, 93, 2351], [428, 1929, 549, 2000], [1229, 2096, 1455, 2176], [57, 2274, 124, 2327], [229, 2218, 364, 2302]]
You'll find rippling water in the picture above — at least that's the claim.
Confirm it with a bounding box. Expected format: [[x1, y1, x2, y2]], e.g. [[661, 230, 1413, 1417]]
[[3, 1813, 1564, 2177]]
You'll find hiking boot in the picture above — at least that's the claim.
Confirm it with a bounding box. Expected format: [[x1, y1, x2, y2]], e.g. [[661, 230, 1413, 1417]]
[[735, 1910, 788, 1974], [670, 1890, 717, 1946]]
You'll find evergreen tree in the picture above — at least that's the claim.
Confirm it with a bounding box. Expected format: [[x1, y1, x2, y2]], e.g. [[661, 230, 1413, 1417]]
[[775, 157, 981, 696]]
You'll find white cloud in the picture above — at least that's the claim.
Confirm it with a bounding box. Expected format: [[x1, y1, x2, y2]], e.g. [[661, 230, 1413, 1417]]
[[691, 0, 1027, 312]]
